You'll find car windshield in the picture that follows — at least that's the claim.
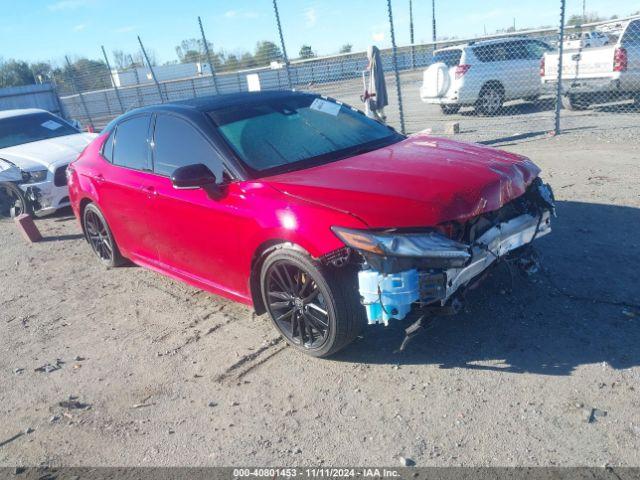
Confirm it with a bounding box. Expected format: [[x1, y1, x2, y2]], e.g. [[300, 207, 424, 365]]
[[208, 95, 403, 177], [0, 112, 79, 149]]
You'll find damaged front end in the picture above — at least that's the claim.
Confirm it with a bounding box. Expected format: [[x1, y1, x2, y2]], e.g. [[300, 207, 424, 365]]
[[331, 179, 555, 325]]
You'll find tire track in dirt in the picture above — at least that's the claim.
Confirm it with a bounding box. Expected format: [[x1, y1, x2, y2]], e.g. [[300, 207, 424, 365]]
[[214, 337, 286, 384]]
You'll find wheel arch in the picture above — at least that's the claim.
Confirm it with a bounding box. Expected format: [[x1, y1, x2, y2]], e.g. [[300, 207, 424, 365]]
[[480, 80, 505, 95], [249, 239, 313, 315], [78, 197, 93, 235]]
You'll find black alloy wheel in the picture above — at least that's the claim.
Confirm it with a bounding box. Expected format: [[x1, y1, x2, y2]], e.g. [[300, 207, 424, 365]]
[[260, 247, 364, 358], [82, 203, 125, 268], [265, 260, 330, 350]]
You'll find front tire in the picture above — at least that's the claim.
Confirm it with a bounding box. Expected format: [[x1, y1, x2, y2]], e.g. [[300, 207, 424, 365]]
[[260, 247, 364, 358], [82, 203, 126, 268], [440, 104, 461, 115], [0, 183, 32, 219]]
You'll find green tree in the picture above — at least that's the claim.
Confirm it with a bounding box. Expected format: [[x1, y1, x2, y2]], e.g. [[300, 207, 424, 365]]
[[567, 12, 603, 26], [240, 52, 258, 68], [51, 58, 111, 94], [339, 43, 352, 54], [0, 59, 35, 87], [254, 41, 282, 65], [299, 45, 315, 59], [30, 61, 52, 83], [223, 54, 240, 71]]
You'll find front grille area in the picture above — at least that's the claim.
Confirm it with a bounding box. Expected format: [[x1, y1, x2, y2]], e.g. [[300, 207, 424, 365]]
[[53, 165, 68, 187]]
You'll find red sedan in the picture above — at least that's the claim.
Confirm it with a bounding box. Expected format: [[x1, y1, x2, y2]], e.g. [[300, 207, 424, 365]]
[[68, 91, 554, 357]]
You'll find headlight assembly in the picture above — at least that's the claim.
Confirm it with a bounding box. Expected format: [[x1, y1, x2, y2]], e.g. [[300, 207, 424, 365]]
[[22, 169, 48, 184], [331, 226, 471, 267]]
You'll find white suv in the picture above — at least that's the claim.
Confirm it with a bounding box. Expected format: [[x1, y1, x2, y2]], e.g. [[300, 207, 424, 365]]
[[420, 37, 552, 115]]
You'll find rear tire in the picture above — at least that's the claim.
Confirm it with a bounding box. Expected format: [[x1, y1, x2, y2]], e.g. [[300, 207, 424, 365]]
[[562, 94, 590, 111], [440, 104, 461, 115], [82, 203, 126, 268], [476, 83, 504, 116], [260, 246, 364, 358]]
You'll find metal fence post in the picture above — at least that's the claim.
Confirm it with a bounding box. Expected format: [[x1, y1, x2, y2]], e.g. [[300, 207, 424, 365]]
[[272, 0, 293, 89], [387, 0, 406, 134], [198, 16, 220, 94], [64, 56, 94, 130], [101, 45, 125, 113], [409, 0, 416, 69], [554, 0, 567, 135], [432, 0, 437, 42], [138, 36, 164, 102]]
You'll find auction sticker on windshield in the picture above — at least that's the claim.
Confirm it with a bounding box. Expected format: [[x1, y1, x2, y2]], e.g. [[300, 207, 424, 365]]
[[310, 98, 341, 116], [41, 120, 63, 130]]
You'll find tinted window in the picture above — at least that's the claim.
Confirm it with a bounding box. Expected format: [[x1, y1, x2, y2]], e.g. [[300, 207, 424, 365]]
[[473, 43, 509, 62], [0, 112, 79, 149], [153, 115, 223, 181], [622, 21, 640, 45], [209, 95, 402, 177], [102, 131, 114, 162], [524, 40, 551, 59], [433, 49, 462, 67], [505, 41, 530, 60], [113, 115, 151, 170]]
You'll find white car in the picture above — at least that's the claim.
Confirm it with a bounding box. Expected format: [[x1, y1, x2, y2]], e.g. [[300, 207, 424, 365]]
[[420, 37, 552, 115], [542, 19, 640, 110], [563, 31, 610, 50], [0, 109, 96, 217]]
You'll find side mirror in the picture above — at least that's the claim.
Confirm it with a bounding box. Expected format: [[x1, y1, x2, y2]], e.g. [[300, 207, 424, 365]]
[[171, 164, 223, 199], [171, 163, 216, 189]]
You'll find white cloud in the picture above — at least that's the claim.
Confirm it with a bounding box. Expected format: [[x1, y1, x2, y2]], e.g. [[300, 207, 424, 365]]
[[304, 7, 317, 27], [115, 25, 136, 33], [372, 32, 385, 42], [224, 10, 238, 18], [73, 23, 87, 31], [48, 0, 91, 11]]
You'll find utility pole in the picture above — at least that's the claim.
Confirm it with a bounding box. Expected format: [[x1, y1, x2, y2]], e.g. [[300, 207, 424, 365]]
[[432, 0, 437, 43]]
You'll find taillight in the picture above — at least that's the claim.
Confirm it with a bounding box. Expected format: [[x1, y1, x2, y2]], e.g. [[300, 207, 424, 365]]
[[539, 56, 545, 77], [455, 64, 471, 79], [613, 47, 627, 72]]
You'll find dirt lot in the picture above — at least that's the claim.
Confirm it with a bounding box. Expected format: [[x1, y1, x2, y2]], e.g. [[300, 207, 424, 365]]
[[1, 129, 640, 467]]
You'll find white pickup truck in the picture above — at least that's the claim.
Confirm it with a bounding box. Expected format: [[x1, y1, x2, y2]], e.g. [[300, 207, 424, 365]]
[[541, 18, 640, 110]]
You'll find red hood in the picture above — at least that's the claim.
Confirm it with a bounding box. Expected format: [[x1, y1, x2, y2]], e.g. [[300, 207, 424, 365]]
[[263, 135, 541, 228]]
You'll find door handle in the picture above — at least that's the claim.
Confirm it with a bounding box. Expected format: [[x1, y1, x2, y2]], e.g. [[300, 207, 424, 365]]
[[94, 174, 104, 183], [141, 185, 158, 197]]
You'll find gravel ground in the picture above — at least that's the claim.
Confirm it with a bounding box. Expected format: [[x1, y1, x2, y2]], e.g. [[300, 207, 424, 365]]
[[1, 126, 639, 467]]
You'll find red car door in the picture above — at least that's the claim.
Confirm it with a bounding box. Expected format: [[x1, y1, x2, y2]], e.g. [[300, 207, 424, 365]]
[[141, 113, 247, 300], [97, 114, 158, 263]]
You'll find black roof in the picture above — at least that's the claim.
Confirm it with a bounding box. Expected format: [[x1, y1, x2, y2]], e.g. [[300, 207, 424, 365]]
[[104, 90, 314, 132], [173, 90, 312, 112]]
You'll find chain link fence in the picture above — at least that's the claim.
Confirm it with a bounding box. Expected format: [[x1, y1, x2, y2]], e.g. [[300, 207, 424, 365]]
[[54, 1, 640, 143]]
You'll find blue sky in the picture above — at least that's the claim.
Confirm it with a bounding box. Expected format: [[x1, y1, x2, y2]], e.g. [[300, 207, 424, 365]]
[[2, 0, 638, 65]]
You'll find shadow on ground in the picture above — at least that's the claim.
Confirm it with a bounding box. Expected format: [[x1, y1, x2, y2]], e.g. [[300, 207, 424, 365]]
[[333, 200, 640, 375]]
